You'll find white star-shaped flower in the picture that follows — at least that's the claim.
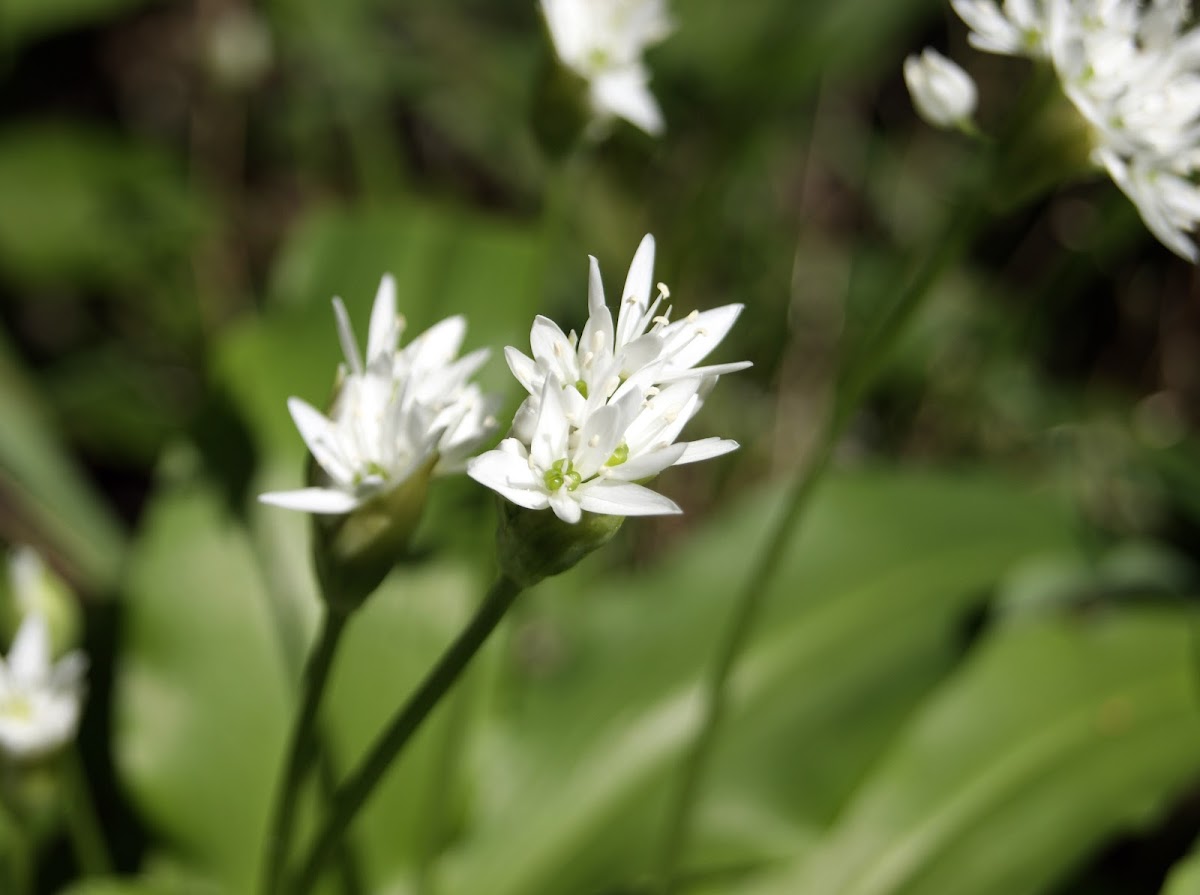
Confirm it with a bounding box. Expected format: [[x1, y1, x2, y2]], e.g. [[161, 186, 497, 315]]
[[260, 275, 498, 514], [504, 234, 750, 442], [0, 612, 86, 761], [539, 0, 674, 135], [468, 234, 746, 523]]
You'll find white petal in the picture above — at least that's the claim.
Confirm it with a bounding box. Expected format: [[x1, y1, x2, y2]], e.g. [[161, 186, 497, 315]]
[[258, 487, 363, 514], [531, 379, 570, 470], [578, 480, 682, 516], [406, 316, 468, 372], [530, 316, 578, 383], [591, 68, 665, 136], [505, 346, 543, 394], [366, 274, 398, 367], [286, 397, 353, 485], [549, 490, 583, 523], [580, 255, 615, 360], [676, 437, 740, 464], [617, 233, 657, 348], [663, 304, 744, 370], [574, 403, 626, 478], [7, 614, 49, 686], [467, 450, 550, 510], [331, 298, 363, 375], [656, 361, 753, 384], [609, 442, 687, 481]]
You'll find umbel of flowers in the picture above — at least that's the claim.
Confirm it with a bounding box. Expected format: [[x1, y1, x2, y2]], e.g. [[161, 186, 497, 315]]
[[908, 0, 1200, 261], [260, 275, 499, 607], [469, 234, 750, 584]]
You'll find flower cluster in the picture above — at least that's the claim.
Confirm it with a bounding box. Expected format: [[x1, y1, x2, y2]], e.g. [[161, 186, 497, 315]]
[[539, 0, 674, 135], [468, 234, 749, 523], [912, 0, 1200, 260], [0, 550, 86, 761], [260, 275, 499, 515]]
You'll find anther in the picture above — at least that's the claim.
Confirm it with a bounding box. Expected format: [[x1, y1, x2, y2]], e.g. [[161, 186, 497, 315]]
[[657, 282, 671, 299]]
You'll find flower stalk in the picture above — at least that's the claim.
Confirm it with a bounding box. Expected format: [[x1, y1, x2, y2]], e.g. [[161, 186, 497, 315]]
[[261, 607, 350, 895], [289, 575, 524, 895], [655, 127, 1001, 893]]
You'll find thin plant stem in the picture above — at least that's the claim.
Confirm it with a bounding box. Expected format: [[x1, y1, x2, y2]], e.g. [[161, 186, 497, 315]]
[[261, 606, 351, 895], [655, 150, 996, 893], [290, 575, 524, 895], [316, 748, 366, 895], [62, 747, 113, 877]]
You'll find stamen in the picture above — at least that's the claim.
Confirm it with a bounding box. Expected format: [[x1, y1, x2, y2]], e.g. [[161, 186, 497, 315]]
[[657, 282, 671, 300]]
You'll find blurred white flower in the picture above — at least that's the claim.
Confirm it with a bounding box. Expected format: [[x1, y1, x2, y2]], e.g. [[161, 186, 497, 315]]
[[946, 0, 1200, 261], [469, 234, 745, 523], [904, 48, 979, 130], [540, 0, 674, 135], [260, 275, 498, 514], [950, 0, 1059, 57], [0, 612, 85, 761]]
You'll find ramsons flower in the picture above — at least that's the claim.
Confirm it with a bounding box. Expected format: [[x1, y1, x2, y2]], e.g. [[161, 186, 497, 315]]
[[0, 612, 85, 761], [904, 48, 979, 130], [504, 234, 751, 443], [539, 0, 674, 135], [468, 234, 747, 524], [260, 275, 498, 515], [941, 0, 1200, 261]]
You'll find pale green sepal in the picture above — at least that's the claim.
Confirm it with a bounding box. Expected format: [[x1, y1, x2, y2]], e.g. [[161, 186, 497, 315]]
[[495, 498, 624, 588]]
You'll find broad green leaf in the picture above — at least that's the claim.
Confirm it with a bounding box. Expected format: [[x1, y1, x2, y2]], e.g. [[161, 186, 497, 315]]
[[115, 475, 292, 892], [745, 609, 1200, 895], [0, 330, 125, 589], [116, 468, 485, 891], [439, 470, 1075, 895]]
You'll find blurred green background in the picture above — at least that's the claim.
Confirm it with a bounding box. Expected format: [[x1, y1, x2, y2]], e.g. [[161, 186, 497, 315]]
[[1, 0, 1200, 892]]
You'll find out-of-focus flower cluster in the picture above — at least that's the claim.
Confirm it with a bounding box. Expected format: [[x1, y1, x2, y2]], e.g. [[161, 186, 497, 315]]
[[915, 0, 1200, 261]]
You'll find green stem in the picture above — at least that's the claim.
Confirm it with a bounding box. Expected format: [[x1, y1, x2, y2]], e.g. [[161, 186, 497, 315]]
[[655, 149, 996, 894], [261, 607, 351, 895], [62, 747, 113, 876], [290, 575, 524, 895]]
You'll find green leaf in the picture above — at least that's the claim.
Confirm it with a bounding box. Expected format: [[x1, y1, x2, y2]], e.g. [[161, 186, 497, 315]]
[[439, 470, 1075, 895], [0, 0, 157, 45], [0, 330, 125, 589], [1165, 847, 1200, 895], [115, 467, 485, 891], [0, 126, 205, 291], [744, 609, 1200, 895]]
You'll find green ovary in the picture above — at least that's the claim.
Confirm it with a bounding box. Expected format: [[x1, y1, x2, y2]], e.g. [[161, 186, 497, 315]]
[[544, 459, 583, 493], [605, 443, 629, 467]]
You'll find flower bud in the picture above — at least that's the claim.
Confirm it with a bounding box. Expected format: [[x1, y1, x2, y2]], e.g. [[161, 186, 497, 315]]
[[904, 48, 978, 131], [494, 497, 625, 588]]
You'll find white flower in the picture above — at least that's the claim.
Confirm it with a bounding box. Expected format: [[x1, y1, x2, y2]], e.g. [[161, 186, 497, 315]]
[[539, 0, 674, 135], [904, 48, 979, 129], [468, 235, 746, 523], [950, 0, 1058, 56], [0, 613, 85, 760], [260, 275, 498, 514], [946, 0, 1200, 260], [503, 234, 750, 442]]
